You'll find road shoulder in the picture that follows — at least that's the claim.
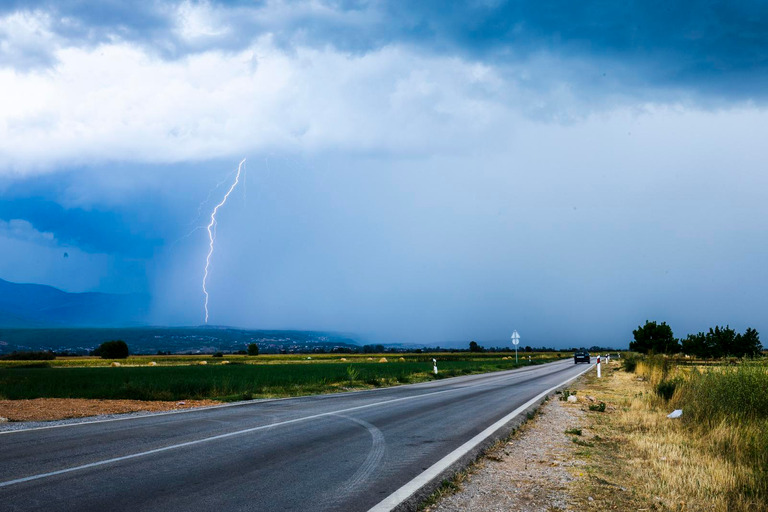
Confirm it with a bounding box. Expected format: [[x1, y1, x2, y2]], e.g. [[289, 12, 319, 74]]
[[423, 390, 588, 512]]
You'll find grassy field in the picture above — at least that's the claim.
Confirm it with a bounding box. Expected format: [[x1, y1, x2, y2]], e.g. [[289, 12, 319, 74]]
[[567, 355, 768, 512], [0, 352, 567, 401]]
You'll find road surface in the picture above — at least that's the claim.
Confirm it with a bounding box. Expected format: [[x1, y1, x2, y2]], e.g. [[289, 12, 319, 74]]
[[0, 359, 591, 511]]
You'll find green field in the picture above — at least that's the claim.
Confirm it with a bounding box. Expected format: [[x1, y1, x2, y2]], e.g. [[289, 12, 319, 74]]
[[0, 352, 566, 401]]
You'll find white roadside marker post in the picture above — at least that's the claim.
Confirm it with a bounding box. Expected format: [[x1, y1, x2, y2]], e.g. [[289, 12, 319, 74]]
[[597, 354, 602, 378], [511, 330, 520, 363], [432, 358, 438, 375]]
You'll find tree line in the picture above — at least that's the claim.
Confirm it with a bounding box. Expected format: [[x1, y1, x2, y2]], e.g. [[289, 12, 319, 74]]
[[630, 320, 763, 357]]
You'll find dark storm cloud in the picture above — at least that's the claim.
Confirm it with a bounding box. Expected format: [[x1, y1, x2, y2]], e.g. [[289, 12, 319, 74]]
[[0, 196, 161, 258], [3, 1, 767, 99]]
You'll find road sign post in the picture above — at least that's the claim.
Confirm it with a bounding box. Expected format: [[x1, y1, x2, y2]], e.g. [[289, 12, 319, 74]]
[[511, 330, 520, 363]]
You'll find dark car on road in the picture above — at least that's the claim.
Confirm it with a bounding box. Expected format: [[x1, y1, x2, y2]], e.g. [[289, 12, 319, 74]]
[[574, 351, 590, 364]]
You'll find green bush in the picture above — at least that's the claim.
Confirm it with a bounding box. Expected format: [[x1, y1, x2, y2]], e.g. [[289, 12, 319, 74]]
[[655, 378, 680, 401], [623, 355, 638, 373], [589, 402, 606, 412]]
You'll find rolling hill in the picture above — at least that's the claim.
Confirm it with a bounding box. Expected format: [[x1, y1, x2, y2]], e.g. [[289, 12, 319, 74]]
[[0, 278, 149, 328]]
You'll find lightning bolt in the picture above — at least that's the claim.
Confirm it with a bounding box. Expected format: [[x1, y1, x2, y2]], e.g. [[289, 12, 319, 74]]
[[203, 158, 246, 323]]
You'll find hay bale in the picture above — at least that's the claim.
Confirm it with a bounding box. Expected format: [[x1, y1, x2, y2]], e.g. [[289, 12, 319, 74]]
[[220, 360, 230, 365], [399, 357, 405, 362], [199, 360, 207, 365], [110, 362, 121, 367], [340, 358, 347, 362], [148, 361, 157, 366], [379, 357, 388, 363], [367, 357, 373, 361]]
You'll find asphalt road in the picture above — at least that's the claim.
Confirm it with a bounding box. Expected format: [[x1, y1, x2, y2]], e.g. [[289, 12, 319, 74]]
[[0, 359, 591, 512]]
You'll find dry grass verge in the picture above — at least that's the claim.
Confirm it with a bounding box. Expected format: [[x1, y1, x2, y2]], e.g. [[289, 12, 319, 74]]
[[568, 359, 768, 512]]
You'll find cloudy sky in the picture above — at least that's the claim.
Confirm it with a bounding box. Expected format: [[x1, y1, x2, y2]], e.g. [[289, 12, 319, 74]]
[[1, 1, 767, 347]]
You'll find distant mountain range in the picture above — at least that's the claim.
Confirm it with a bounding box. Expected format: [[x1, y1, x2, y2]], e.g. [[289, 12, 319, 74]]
[[0, 278, 149, 328], [0, 278, 362, 354], [0, 326, 362, 355]]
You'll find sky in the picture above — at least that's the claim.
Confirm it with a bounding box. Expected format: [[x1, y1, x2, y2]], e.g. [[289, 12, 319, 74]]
[[1, 1, 767, 347]]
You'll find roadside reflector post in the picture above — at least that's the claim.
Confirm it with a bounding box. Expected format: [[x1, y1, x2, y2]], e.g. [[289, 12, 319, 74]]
[[597, 354, 602, 378], [432, 358, 438, 375], [511, 330, 520, 363]]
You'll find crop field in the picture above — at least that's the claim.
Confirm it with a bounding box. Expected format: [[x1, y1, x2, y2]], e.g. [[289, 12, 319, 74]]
[[0, 352, 567, 401]]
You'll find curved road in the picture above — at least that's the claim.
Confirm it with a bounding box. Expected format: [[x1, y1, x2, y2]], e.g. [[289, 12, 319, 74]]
[[0, 359, 592, 511]]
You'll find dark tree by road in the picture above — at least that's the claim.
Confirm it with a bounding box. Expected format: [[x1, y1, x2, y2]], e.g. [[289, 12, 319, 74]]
[[247, 343, 259, 356], [469, 341, 482, 352], [630, 321, 679, 354]]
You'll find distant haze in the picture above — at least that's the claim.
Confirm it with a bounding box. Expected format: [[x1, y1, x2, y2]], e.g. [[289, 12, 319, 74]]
[[1, 2, 767, 348]]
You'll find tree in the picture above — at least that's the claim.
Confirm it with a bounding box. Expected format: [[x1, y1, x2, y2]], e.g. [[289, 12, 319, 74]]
[[94, 340, 129, 359], [707, 326, 737, 358], [469, 341, 482, 352], [735, 327, 763, 357], [682, 332, 708, 358], [630, 321, 679, 354], [681, 326, 762, 358], [247, 343, 259, 356]]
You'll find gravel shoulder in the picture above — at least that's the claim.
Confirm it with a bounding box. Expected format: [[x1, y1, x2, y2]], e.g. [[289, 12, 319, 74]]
[[425, 387, 591, 512]]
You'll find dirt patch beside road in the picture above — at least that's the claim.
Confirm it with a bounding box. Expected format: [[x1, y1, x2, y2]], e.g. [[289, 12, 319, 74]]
[[0, 398, 220, 422]]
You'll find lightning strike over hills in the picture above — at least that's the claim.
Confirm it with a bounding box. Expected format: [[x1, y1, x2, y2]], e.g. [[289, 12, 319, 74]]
[[203, 158, 246, 323]]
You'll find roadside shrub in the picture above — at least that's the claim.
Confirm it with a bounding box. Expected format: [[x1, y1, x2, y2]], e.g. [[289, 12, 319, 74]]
[[589, 402, 606, 412], [623, 355, 638, 373], [212, 352, 223, 358], [655, 378, 681, 401]]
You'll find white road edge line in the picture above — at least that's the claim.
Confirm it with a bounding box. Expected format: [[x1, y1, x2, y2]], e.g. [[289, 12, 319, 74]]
[[0, 365, 559, 489], [367, 363, 596, 512], [0, 361, 563, 436]]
